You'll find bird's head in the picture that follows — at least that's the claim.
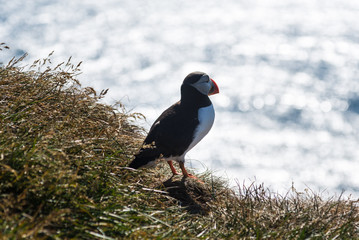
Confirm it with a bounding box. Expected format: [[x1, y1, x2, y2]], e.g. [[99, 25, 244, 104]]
[[182, 71, 219, 96]]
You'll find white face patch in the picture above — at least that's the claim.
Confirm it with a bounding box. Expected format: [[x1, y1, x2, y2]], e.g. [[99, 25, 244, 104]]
[[190, 75, 212, 95]]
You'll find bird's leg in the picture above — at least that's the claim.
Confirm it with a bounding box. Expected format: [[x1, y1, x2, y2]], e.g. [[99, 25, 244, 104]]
[[167, 161, 181, 175], [179, 162, 203, 183]]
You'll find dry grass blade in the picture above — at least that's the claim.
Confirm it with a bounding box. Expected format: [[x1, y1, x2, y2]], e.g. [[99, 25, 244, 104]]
[[1, 46, 358, 239]]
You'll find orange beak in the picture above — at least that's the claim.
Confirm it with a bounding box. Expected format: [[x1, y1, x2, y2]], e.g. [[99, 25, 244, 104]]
[[208, 78, 219, 96]]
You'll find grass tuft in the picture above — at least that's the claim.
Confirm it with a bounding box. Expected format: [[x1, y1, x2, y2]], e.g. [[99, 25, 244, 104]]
[[1, 47, 358, 239]]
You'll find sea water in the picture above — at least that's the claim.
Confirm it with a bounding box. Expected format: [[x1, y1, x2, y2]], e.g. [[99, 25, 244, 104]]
[[1, 0, 359, 197]]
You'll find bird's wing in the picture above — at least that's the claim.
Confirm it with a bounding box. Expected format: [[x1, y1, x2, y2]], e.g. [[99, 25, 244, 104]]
[[143, 102, 198, 157]]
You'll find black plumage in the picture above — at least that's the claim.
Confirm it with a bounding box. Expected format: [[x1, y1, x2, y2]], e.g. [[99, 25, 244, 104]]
[[129, 71, 219, 179]]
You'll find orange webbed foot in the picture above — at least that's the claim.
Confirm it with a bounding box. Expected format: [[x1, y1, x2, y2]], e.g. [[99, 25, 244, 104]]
[[167, 160, 182, 176], [179, 162, 204, 184]]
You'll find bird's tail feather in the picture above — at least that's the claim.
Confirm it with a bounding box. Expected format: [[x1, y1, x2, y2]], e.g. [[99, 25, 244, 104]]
[[128, 148, 160, 169]]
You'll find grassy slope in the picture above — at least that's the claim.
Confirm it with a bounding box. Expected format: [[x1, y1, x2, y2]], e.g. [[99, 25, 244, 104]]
[[1, 46, 358, 239]]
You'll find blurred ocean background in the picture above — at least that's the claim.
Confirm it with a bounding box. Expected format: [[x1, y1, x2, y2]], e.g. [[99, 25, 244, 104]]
[[1, 0, 359, 197]]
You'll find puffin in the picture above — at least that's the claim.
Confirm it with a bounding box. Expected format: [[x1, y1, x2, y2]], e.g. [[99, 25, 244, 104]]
[[129, 71, 219, 180]]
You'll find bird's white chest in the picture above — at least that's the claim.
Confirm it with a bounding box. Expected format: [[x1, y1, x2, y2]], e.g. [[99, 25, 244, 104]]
[[186, 104, 215, 153]]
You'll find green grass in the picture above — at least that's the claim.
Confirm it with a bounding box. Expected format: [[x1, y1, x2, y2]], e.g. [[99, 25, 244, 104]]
[[1, 43, 359, 239]]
